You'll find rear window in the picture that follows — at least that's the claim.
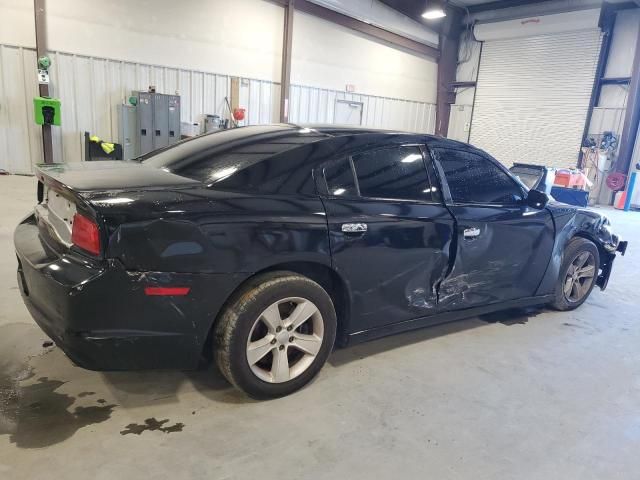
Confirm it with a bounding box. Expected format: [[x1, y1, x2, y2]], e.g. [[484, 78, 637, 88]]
[[141, 125, 328, 194]]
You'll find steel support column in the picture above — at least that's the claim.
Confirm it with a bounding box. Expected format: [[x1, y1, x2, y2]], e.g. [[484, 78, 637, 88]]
[[280, 0, 295, 123], [577, 5, 616, 168], [34, 0, 53, 163], [616, 15, 640, 175], [435, 8, 462, 137]]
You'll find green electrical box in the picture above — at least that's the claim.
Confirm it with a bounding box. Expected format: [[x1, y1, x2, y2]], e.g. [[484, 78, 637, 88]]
[[33, 96, 61, 126]]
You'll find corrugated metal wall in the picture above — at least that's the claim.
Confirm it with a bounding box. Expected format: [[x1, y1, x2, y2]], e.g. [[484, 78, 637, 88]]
[[0, 44, 436, 174], [0, 45, 42, 174], [47, 50, 238, 167], [288, 84, 436, 133]]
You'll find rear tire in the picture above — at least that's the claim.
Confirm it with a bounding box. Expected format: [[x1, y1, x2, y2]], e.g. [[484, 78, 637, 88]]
[[214, 271, 336, 399], [551, 237, 599, 311]]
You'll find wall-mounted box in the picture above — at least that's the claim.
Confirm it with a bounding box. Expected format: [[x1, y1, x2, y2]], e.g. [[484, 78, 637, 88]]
[[34, 96, 61, 126]]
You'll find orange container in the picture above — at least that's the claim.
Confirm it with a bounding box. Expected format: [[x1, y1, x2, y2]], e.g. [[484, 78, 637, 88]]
[[568, 172, 587, 188], [554, 172, 571, 187]]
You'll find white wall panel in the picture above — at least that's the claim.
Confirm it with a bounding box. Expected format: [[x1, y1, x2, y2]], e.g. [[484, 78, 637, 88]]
[[605, 10, 640, 79], [0, 0, 284, 82], [292, 11, 437, 104], [588, 107, 626, 139]]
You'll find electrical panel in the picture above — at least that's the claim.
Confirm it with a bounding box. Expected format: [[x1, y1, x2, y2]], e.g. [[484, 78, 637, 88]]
[[136, 91, 154, 156], [129, 91, 181, 157], [168, 95, 180, 145], [117, 104, 138, 161], [153, 94, 169, 150]]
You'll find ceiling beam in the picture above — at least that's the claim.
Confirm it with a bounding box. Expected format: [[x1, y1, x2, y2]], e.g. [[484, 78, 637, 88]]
[[268, 0, 439, 59], [295, 1, 439, 58], [467, 0, 638, 18], [467, 0, 554, 14]]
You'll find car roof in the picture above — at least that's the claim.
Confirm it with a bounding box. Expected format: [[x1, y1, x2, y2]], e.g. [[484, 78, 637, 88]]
[[138, 123, 497, 196], [142, 123, 478, 163], [301, 124, 480, 152]]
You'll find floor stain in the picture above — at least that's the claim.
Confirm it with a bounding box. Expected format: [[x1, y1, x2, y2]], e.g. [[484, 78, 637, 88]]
[[0, 324, 121, 448], [0, 377, 117, 449], [478, 307, 544, 326], [120, 417, 185, 435]]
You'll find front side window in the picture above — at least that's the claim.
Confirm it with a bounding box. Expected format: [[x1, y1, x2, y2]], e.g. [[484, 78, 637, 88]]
[[351, 146, 433, 201], [433, 148, 524, 204]]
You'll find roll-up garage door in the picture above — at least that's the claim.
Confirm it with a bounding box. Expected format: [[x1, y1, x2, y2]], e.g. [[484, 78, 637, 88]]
[[469, 28, 602, 168]]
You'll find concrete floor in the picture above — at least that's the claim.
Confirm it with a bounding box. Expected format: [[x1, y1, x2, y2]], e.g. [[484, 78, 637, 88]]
[[1, 174, 639, 479]]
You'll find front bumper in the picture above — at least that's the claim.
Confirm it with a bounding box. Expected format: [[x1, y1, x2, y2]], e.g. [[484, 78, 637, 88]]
[[15, 214, 244, 371], [597, 239, 628, 290]]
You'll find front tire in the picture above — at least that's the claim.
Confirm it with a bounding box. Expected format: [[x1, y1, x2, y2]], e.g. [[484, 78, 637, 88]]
[[551, 237, 599, 311], [214, 271, 337, 399]]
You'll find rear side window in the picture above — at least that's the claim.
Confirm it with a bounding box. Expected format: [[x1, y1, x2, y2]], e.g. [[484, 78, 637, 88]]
[[324, 158, 357, 197], [143, 126, 327, 195], [351, 146, 432, 201], [433, 148, 524, 204]]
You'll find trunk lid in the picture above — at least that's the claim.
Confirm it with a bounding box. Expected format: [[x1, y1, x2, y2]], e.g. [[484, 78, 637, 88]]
[[33, 161, 200, 257], [35, 160, 199, 193]]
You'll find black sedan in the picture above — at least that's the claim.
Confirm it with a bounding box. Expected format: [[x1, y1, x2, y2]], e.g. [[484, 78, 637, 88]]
[[14, 125, 627, 398]]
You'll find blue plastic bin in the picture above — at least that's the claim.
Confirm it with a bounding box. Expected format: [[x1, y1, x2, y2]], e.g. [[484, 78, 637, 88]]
[[550, 186, 589, 207]]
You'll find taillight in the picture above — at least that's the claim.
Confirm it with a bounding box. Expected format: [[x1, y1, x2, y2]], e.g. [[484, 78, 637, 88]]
[[71, 213, 101, 255]]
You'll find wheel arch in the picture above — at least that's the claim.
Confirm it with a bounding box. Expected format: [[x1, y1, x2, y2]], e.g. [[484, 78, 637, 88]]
[[201, 261, 352, 362], [572, 230, 607, 262]]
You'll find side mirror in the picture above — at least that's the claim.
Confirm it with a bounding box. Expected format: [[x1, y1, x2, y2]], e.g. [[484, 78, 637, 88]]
[[526, 189, 549, 209]]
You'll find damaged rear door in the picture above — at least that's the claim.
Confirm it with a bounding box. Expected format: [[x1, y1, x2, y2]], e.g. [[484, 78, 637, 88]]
[[430, 147, 555, 309], [319, 144, 455, 333]]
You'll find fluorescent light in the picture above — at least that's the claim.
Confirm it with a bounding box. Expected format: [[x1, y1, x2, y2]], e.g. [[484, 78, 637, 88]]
[[332, 188, 346, 195], [422, 9, 446, 19]]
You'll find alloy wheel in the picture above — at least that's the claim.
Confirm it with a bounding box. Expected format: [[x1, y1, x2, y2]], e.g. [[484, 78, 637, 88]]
[[246, 297, 324, 383], [563, 251, 596, 303]]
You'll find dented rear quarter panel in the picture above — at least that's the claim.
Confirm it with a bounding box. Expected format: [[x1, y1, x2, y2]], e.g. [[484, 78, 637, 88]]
[[88, 187, 331, 274]]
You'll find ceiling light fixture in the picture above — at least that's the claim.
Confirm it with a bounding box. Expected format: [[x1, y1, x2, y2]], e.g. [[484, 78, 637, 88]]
[[422, 0, 446, 20]]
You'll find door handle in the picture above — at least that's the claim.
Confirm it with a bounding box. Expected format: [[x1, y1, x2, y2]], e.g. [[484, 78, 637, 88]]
[[342, 223, 368, 234], [463, 227, 481, 239]]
